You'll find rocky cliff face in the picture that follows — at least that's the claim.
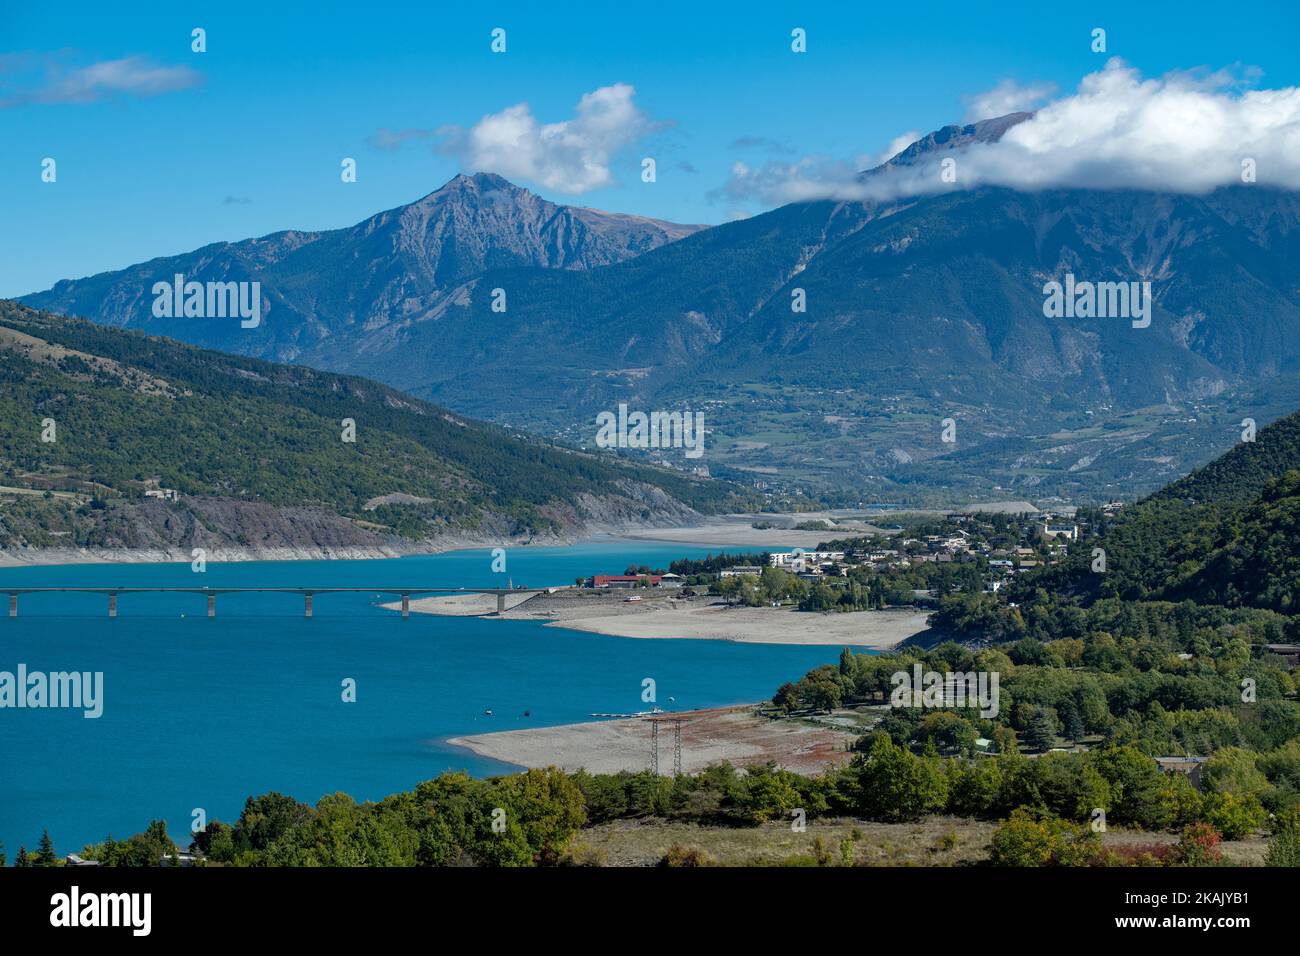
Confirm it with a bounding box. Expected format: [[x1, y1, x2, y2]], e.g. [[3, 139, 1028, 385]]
[[0, 486, 704, 565]]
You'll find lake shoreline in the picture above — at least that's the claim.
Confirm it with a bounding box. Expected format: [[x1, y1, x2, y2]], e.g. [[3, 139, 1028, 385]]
[[0, 524, 726, 569], [383, 589, 933, 649], [0, 507, 956, 568], [446, 703, 859, 776]]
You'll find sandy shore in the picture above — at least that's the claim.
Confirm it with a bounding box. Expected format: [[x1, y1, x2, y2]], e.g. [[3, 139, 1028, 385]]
[[447, 704, 858, 776], [389, 588, 931, 648], [541, 603, 929, 647], [378, 592, 540, 616]]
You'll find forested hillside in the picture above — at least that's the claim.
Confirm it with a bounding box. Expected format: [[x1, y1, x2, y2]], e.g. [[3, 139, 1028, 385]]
[[0, 300, 754, 554], [996, 409, 1300, 611]]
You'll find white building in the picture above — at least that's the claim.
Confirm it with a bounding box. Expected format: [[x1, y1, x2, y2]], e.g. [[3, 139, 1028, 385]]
[[768, 551, 844, 571]]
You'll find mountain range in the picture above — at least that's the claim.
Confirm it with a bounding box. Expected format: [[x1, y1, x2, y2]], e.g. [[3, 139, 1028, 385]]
[[23, 117, 1300, 506]]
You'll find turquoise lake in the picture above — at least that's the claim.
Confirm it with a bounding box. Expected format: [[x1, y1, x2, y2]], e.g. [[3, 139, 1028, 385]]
[[0, 541, 854, 859]]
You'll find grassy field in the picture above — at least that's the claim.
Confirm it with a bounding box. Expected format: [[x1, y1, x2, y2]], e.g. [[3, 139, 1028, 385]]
[[573, 816, 1271, 867]]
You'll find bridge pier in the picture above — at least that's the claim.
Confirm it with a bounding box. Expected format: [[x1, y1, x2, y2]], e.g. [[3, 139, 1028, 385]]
[[304, 592, 313, 619], [8, 593, 15, 618], [108, 593, 117, 618], [401, 593, 410, 619], [208, 593, 216, 618], [496, 592, 506, 615]]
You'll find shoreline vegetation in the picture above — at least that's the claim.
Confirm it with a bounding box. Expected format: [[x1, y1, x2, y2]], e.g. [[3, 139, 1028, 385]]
[[18, 724, 1289, 868]]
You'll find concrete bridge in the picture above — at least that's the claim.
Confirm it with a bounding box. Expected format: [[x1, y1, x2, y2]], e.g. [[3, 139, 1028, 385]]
[[3, 585, 565, 619]]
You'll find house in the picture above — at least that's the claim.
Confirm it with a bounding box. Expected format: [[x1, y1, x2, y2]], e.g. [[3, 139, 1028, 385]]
[[590, 574, 662, 589], [1154, 756, 1207, 790], [1038, 522, 1078, 542], [719, 566, 763, 578], [1261, 644, 1300, 667], [767, 551, 842, 573], [144, 487, 180, 501], [658, 573, 684, 588]]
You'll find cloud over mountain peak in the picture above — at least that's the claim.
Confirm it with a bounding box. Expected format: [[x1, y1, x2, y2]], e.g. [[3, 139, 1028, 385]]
[[723, 59, 1300, 207]]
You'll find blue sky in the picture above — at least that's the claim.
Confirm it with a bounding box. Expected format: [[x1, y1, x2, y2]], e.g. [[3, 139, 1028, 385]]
[[2, 0, 1298, 297]]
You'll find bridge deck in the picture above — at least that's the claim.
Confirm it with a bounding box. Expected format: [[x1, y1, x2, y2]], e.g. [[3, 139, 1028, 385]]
[[1, 585, 566, 617], [0, 586, 556, 594]]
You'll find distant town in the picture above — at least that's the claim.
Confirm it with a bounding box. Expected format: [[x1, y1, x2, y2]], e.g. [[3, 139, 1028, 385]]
[[576, 506, 1107, 613]]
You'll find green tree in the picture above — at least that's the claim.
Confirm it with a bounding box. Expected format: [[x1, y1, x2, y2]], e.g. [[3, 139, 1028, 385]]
[[992, 724, 1019, 755], [1023, 707, 1058, 751], [81, 820, 180, 867], [945, 759, 1004, 817], [1201, 747, 1271, 801], [1059, 699, 1085, 742], [35, 829, 57, 866], [1200, 791, 1267, 840], [772, 681, 800, 713], [913, 711, 978, 756], [851, 733, 948, 822], [233, 792, 313, 855], [1089, 746, 1172, 829], [737, 765, 802, 824], [486, 767, 587, 865]]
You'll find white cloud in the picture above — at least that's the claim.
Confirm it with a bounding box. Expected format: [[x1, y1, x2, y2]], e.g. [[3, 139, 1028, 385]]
[[872, 130, 921, 167], [439, 83, 657, 194], [719, 157, 865, 206], [721, 60, 1300, 206], [1, 55, 201, 106], [962, 78, 1056, 123]]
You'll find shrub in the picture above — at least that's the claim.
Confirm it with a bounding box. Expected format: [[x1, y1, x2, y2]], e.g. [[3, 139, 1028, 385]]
[[988, 809, 1100, 866], [1169, 823, 1224, 866], [658, 844, 714, 867]]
